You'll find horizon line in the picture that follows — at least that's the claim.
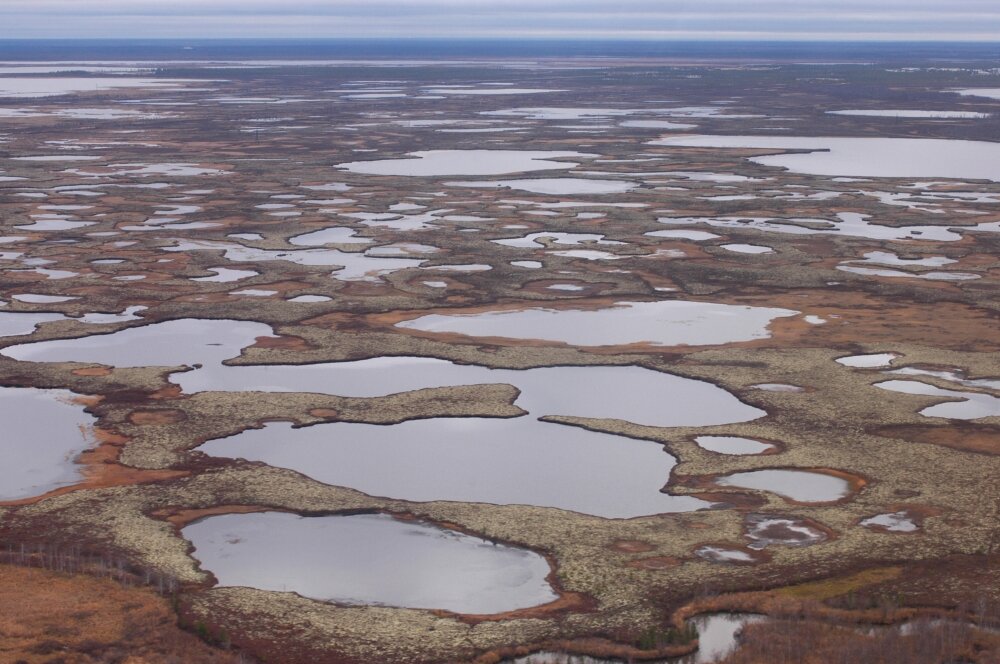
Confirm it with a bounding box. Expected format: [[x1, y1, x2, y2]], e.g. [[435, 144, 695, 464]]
[[3, 37, 1000, 43]]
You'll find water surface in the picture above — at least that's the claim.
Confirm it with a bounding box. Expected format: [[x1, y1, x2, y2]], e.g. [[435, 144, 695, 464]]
[[875, 380, 1000, 419], [509, 612, 765, 663], [0, 312, 68, 338], [0, 387, 96, 500], [716, 470, 849, 502], [3, 318, 273, 366], [836, 352, 899, 368], [397, 301, 799, 347], [448, 178, 637, 195], [178, 358, 765, 428], [183, 512, 557, 614], [200, 418, 709, 518], [652, 135, 1000, 181], [338, 150, 595, 176], [694, 436, 774, 455], [828, 110, 989, 119]]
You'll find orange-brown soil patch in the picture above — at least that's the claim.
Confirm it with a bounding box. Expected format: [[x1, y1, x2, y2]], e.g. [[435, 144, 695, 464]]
[[454, 588, 595, 625], [610, 540, 656, 553], [0, 564, 237, 664], [6, 272, 60, 284], [128, 409, 187, 425], [877, 423, 1000, 455], [71, 366, 113, 377], [250, 334, 312, 351], [752, 291, 1000, 353], [71, 394, 102, 407], [91, 194, 129, 206], [443, 294, 480, 304], [308, 407, 340, 419], [150, 385, 183, 400]]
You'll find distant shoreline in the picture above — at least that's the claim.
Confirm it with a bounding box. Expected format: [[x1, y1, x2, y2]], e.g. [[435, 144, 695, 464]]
[[0, 38, 998, 63]]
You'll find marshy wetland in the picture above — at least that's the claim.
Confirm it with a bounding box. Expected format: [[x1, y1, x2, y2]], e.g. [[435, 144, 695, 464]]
[[0, 49, 998, 664]]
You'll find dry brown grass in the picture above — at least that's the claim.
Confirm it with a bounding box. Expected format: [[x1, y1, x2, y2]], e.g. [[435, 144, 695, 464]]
[[718, 616, 1000, 664], [0, 564, 238, 664], [774, 567, 903, 601]]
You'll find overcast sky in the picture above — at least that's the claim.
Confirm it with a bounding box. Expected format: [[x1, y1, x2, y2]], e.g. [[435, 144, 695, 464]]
[[2, 0, 999, 41]]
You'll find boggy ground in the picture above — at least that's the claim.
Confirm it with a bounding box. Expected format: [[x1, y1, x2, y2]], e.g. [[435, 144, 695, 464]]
[[0, 563, 238, 663], [0, 57, 998, 663]]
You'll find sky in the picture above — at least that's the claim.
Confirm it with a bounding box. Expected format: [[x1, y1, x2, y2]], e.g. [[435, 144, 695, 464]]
[[2, 0, 999, 41]]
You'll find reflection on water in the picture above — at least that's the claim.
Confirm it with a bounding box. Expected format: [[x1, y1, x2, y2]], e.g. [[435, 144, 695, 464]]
[[184, 512, 557, 614]]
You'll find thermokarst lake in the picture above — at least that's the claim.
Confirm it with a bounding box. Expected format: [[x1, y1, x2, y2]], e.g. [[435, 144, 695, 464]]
[[183, 512, 558, 614], [0, 38, 998, 664]]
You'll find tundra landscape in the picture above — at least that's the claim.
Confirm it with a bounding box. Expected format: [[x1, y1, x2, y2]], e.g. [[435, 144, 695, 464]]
[[0, 42, 998, 663]]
